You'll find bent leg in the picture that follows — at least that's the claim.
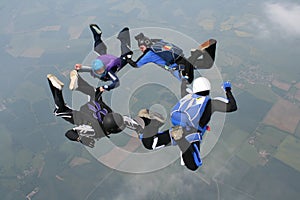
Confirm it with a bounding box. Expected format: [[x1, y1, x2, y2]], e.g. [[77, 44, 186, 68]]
[[141, 129, 172, 150], [76, 74, 96, 98], [177, 139, 201, 171], [193, 52, 214, 69], [90, 24, 107, 55], [48, 78, 65, 109], [117, 27, 131, 55], [188, 39, 216, 69], [47, 78, 75, 124]]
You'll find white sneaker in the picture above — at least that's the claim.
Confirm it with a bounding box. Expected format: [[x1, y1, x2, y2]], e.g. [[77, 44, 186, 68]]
[[138, 109, 165, 123], [123, 116, 145, 130], [47, 74, 64, 90], [90, 24, 102, 35], [69, 70, 78, 90]]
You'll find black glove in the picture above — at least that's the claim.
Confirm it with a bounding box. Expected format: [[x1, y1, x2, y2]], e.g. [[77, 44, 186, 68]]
[[121, 51, 133, 60], [79, 136, 95, 148]]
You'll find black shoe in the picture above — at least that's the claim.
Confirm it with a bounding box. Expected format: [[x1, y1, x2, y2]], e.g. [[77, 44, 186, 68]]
[[199, 39, 216, 61], [117, 27, 129, 39], [117, 27, 130, 46], [90, 24, 102, 36]]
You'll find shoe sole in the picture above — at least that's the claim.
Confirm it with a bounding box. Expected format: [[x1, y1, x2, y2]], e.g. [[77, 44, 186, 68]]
[[199, 39, 217, 51], [138, 109, 165, 123], [69, 70, 78, 90], [47, 74, 64, 90], [90, 25, 102, 35], [138, 109, 150, 119]]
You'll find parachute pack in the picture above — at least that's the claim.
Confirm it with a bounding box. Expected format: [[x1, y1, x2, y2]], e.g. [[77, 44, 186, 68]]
[[170, 94, 210, 131], [150, 40, 184, 65]]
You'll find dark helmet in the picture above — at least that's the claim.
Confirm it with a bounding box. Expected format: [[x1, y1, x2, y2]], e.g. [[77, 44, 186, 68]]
[[134, 33, 153, 48], [103, 112, 125, 134]]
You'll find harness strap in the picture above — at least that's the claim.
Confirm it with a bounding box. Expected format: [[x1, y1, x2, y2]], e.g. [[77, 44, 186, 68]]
[[87, 101, 108, 123]]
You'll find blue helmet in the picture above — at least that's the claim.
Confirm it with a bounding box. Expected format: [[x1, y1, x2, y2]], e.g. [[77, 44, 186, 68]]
[[91, 59, 105, 78], [92, 59, 104, 71]]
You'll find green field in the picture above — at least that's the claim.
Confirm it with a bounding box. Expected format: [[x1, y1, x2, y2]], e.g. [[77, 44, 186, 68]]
[[255, 125, 288, 154], [236, 141, 260, 167], [294, 121, 300, 138], [220, 123, 250, 154], [243, 84, 279, 104], [275, 135, 300, 172]]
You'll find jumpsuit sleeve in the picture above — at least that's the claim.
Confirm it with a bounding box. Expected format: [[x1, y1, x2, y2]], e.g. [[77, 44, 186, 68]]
[[78, 65, 92, 72], [211, 89, 238, 112], [198, 89, 237, 130], [103, 70, 120, 91], [127, 50, 152, 68]]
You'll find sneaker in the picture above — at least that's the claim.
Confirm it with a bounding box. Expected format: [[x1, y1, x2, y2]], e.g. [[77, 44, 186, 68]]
[[170, 126, 183, 140], [90, 24, 102, 35], [47, 74, 64, 90], [138, 109, 165, 123], [199, 39, 217, 51], [138, 109, 150, 118], [69, 70, 78, 90], [123, 115, 145, 131]]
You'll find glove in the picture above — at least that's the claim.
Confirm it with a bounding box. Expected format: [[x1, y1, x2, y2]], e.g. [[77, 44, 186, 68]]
[[125, 51, 133, 59], [126, 54, 132, 59], [79, 136, 95, 148], [222, 81, 231, 91]]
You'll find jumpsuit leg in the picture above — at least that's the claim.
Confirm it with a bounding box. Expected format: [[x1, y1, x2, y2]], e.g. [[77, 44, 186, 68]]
[[89, 24, 107, 55], [176, 139, 201, 171], [188, 40, 216, 69], [76, 74, 96, 98], [175, 56, 194, 84], [117, 27, 131, 71], [139, 118, 171, 150], [47, 79, 75, 124], [117, 27, 131, 56]]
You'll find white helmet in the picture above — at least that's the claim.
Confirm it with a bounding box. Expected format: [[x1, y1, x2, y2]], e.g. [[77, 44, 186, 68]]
[[192, 77, 211, 93]]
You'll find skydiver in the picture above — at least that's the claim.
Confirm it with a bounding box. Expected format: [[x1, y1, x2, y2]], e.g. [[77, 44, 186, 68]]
[[130, 77, 237, 171], [69, 24, 133, 92], [125, 32, 217, 85], [47, 73, 138, 148]]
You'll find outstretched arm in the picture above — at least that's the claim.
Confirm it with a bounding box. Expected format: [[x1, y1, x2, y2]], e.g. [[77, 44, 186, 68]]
[[211, 82, 237, 113], [198, 82, 237, 129], [126, 49, 153, 68], [74, 64, 92, 72]]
